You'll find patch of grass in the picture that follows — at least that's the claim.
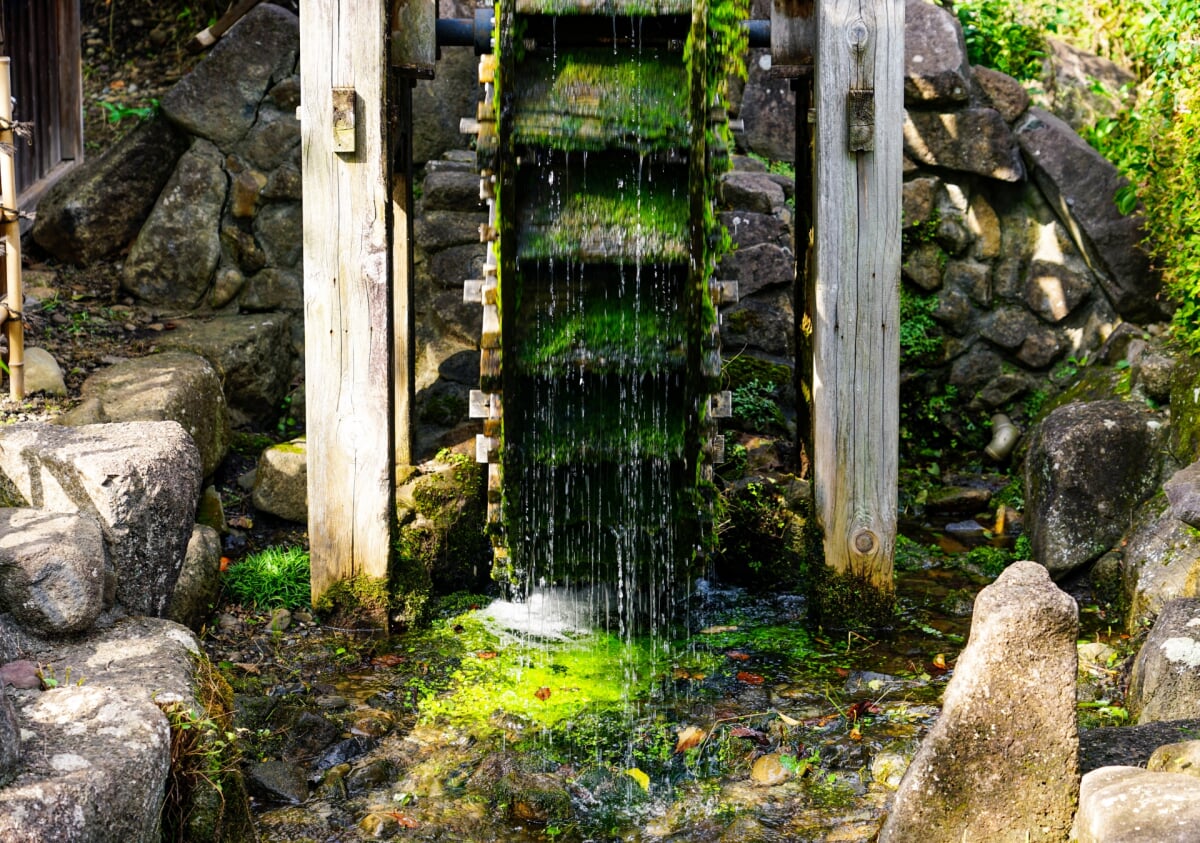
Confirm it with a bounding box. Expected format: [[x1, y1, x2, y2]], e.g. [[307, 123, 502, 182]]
[[222, 545, 310, 609], [731, 379, 785, 432]]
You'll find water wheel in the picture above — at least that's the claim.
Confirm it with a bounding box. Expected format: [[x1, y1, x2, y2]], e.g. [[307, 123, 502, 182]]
[[463, 0, 746, 632]]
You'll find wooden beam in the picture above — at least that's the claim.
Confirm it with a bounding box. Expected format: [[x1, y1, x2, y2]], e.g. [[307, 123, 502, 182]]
[[301, 0, 395, 603], [811, 0, 902, 593]]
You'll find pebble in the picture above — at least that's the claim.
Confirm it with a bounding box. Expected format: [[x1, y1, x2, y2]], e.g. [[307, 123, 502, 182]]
[[315, 694, 349, 710], [750, 753, 792, 786], [870, 751, 910, 789], [269, 608, 292, 632], [0, 660, 42, 690], [217, 613, 245, 635], [293, 610, 314, 625]]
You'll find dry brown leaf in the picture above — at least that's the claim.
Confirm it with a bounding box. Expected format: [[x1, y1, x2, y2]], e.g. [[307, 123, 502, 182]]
[[534, 686, 552, 701], [736, 671, 765, 685], [674, 725, 706, 753]]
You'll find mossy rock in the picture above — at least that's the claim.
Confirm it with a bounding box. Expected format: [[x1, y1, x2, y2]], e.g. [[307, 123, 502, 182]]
[[722, 354, 793, 391], [1170, 355, 1200, 464], [712, 477, 814, 590]]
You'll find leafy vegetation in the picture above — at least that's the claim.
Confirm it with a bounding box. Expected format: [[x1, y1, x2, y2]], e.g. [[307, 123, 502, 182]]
[[222, 545, 310, 609], [731, 378, 785, 431], [951, 0, 1200, 351]]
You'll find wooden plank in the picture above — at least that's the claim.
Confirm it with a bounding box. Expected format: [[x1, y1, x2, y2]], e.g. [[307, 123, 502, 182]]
[[811, 0, 902, 590], [56, 0, 83, 166], [393, 79, 415, 469], [301, 0, 394, 603]]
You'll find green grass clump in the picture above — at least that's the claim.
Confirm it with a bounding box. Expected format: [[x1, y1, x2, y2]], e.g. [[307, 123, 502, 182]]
[[223, 546, 311, 609]]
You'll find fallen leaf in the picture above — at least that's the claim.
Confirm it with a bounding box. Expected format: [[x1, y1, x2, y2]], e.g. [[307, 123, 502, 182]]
[[725, 650, 751, 661], [736, 671, 765, 685], [476, 651, 497, 660], [534, 686, 552, 701], [776, 710, 801, 727], [930, 653, 948, 672], [675, 725, 706, 753], [673, 667, 706, 681], [729, 725, 768, 744], [849, 725, 863, 741], [835, 667, 850, 677], [624, 767, 650, 792], [845, 700, 881, 723], [233, 662, 260, 674], [699, 625, 738, 634], [386, 812, 419, 828], [228, 515, 253, 529], [219, 556, 231, 573]]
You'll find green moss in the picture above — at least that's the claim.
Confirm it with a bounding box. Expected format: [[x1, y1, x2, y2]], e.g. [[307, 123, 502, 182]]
[[316, 574, 391, 629], [722, 355, 792, 391], [1170, 356, 1200, 463], [515, 299, 688, 375], [515, 50, 689, 152], [713, 481, 811, 588], [807, 564, 896, 632]]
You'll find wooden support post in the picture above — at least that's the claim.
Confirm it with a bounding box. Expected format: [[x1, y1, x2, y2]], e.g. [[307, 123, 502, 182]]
[[0, 56, 24, 401], [301, 0, 396, 605], [811, 0, 902, 610]]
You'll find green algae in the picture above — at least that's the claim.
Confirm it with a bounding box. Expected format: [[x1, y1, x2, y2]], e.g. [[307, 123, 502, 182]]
[[515, 50, 689, 152], [515, 301, 688, 374], [515, 0, 692, 13]]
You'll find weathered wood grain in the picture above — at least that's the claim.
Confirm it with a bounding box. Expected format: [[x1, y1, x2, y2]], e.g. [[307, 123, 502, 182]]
[[301, 0, 395, 602], [811, 0, 902, 590]]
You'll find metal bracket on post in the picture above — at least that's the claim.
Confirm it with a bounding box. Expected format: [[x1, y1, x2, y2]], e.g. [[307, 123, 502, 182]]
[[390, 0, 437, 77]]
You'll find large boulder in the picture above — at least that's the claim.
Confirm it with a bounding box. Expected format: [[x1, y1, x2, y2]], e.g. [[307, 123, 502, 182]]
[[1128, 598, 1200, 723], [879, 561, 1078, 842], [59, 351, 231, 478], [1165, 460, 1200, 528], [121, 139, 227, 308], [1025, 400, 1165, 578], [166, 525, 223, 632], [1073, 766, 1200, 842], [0, 510, 106, 636], [159, 4, 299, 149], [0, 423, 202, 617], [903, 0, 971, 105], [1119, 496, 1200, 630], [157, 314, 297, 428], [0, 617, 237, 843], [31, 116, 190, 264], [1079, 718, 1200, 773], [1014, 108, 1163, 322], [1039, 37, 1136, 134], [252, 437, 308, 523], [903, 108, 1025, 182]]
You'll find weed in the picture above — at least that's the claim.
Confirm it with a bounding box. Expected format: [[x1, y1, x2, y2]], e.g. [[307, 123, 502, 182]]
[[98, 98, 159, 125], [731, 379, 784, 431], [222, 546, 311, 609]]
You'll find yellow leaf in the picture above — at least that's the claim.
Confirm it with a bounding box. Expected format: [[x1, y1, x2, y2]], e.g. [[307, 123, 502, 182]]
[[674, 725, 706, 753], [699, 625, 738, 634], [624, 767, 650, 792], [775, 710, 800, 727]]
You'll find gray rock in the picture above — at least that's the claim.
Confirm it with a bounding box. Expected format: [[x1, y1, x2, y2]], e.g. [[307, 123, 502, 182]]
[[1023, 258, 1092, 323], [1015, 107, 1163, 322], [719, 171, 786, 215], [60, 351, 231, 479], [0, 660, 40, 690], [879, 561, 1078, 842], [22, 348, 67, 397], [167, 525, 223, 632], [1128, 599, 1200, 723], [948, 345, 1003, 393], [1148, 740, 1200, 778], [121, 140, 226, 308], [738, 53, 796, 162], [1073, 766, 1200, 843], [252, 438, 308, 523], [1016, 327, 1066, 369], [241, 267, 304, 312], [158, 314, 296, 428], [1119, 497, 1200, 631], [412, 47, 478, 165], [415, 209, 488, 252], [233, 81, 301, 172], [0, 617, 209, 842], [0, 689, 18, 787], [160, 4, 299, 149], [1080, 719, 1200, 773], [0, 510, 106, 636], [1040, 37, 1136, 133], [1170, 357, 1200, 465], [0, 422, 202, 617], [31, 116, 190, 265], [718, 243, 794, 298], [421, 242, 488, 291], [903, 0, 971, 105], [902, 242, 945, 291], [1131, 346, 1175, 404], [719, 211, 791, 250], [1025, 401, 1165, 577], [1165, 461, 1200, 529], [973, 66, 1031, 123], [904, 108, 1025, 182], [422, 169, 486, 212], [247, 759, 309, 804], [719, 289, 793, 357], [254, 201, 303, 269], [903, 176, 943, 228]]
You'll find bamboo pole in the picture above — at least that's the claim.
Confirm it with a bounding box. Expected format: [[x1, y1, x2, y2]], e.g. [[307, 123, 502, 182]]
[[0, 56, 24, 401]]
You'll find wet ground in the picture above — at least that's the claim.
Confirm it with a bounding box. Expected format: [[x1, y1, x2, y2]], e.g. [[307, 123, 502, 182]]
[[202, 561, 992, 843]]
